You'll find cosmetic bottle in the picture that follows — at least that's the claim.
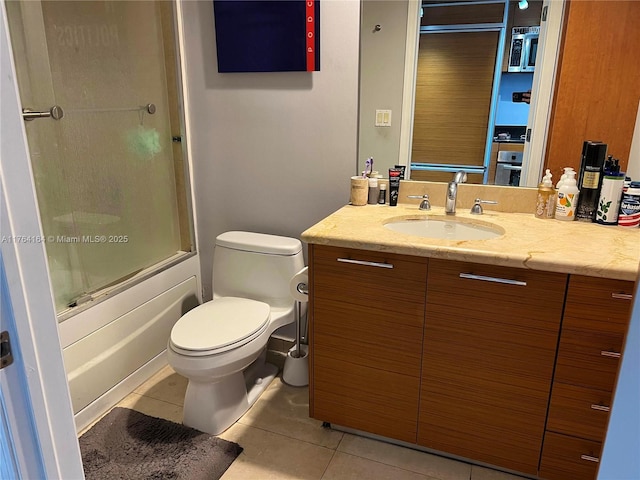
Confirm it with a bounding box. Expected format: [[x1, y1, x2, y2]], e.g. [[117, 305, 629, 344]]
[[367, 176, 379, 204], [555, 170, 579, 221], [618, 181, 640, 228], [595, 158, 625, 225], [388, 168, 402, 206], [575, 141, 607, 221], [377, 183, 387, 204], [535, 169, 555, 219], [555, 167, 575, 190]]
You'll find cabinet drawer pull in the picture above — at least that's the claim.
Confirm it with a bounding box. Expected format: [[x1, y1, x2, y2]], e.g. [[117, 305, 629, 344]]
[[590, 404, 610, 412], [600, 350, 621, 359], [459, 273, 527, 286], [580, 455, 600, 463], [611, 292, 633, 300], [337, 258, 394, 269]]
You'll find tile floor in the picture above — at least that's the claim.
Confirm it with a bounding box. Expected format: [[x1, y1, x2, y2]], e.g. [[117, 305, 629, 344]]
[[94, 361, 529, 480]]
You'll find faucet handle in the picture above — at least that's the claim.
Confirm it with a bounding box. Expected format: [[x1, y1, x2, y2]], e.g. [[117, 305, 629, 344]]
[[470, 198, 498, 215], [407, 194, 431, 210]]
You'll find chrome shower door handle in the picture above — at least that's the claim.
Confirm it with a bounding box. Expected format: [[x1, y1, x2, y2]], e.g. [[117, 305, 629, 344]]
[[22, 105, 64, 121]]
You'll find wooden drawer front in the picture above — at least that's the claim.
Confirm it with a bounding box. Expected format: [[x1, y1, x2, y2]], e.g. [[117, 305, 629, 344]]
[[418, 260, 565, 475], [547, 383, 612, 442], [563, 275, 634, 334], [312, 245, 428, 312], [555, 328, 624, 392], [539, 432, 601, 480], [424, 259, 567, 332], [314, 297, 424, 376], [313, 353, 420, 444]]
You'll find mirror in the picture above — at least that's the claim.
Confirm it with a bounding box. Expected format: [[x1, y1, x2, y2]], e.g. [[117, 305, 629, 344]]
[[357, 0, 557, 187]]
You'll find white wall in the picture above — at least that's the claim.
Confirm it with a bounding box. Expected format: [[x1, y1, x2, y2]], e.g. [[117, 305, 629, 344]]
[[358, 0, 408, 176], [627, 100, 640, 182], [181, 0, 361, 299]]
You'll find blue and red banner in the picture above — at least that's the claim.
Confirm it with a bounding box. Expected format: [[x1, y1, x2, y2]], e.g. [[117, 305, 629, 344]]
[[213, 0, 321, 73]]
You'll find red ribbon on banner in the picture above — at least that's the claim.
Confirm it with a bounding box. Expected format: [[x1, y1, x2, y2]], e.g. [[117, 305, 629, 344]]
[[306, 0, 315, 71]]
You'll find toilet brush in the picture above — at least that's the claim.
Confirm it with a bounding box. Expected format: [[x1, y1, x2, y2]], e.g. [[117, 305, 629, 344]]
[[283, 275, 309, 386]]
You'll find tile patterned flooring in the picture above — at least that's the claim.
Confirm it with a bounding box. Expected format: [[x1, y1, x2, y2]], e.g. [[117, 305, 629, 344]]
[[94, 362, 528, 480]]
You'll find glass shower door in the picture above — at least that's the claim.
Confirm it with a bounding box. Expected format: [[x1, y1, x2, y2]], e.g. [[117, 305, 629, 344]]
[[5, 1, 193, 313]]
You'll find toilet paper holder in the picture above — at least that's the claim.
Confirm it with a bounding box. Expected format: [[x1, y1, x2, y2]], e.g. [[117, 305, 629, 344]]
[[296, 282, 308, 295]]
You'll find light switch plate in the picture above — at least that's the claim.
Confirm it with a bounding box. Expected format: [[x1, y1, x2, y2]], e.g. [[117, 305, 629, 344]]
[[375, 109, 392, 127]]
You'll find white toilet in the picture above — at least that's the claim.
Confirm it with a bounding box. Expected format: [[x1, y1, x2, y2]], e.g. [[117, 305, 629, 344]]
[[167, 231, 305, 435]]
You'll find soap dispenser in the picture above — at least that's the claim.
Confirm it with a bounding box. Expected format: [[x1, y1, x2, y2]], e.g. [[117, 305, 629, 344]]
[[555, 167, 575, 191], [555, 169, 580, 221], [535, 169, 555, 219]]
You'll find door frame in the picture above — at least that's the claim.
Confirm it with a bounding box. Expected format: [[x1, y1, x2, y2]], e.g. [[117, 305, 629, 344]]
[[1, 3, 84, 476]]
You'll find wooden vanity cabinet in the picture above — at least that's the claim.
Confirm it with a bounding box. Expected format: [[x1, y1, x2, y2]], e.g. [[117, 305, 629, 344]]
[[417, 259, 567, 475], [308, 245, 633, 479], [308, 244, 428, 443], [539, 275, 634, 480]]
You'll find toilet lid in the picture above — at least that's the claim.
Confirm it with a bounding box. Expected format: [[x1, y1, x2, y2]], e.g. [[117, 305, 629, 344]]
[[170, 297, 270, 353]]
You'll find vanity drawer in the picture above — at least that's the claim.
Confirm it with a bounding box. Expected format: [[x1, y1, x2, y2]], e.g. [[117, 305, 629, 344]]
[[546, 383, 612, 442], [563, 275, 634, 334], [425, 259, 567, 332], [554, 328, 623, 392], [539, 432, 601, 480], [311, 245, 428, 311]]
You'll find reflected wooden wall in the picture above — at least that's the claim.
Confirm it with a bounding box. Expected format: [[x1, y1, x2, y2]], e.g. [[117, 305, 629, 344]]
[[544, 1, 640, 179]]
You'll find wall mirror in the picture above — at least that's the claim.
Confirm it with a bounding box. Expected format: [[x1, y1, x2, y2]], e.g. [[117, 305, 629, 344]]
[[357, 0, 562, 187]]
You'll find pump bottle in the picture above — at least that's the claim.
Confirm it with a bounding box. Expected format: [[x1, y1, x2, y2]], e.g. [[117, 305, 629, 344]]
[[535, 169, 555, 219], [555, 170, 580, 221]]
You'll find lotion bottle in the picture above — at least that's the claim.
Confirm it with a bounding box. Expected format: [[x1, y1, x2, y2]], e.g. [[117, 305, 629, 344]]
[[535, 169, 555, 219], [555, 170, 579, 221], [555, 167, 575, 190]]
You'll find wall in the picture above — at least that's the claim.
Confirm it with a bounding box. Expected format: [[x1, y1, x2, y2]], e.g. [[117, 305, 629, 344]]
[[627, 100, 640, 181], [358, 0, 408, 175], [181, 1, 360, 299]]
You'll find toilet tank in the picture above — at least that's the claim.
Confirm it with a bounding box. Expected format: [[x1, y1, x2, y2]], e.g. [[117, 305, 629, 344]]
[[212, 231, 304, 308]]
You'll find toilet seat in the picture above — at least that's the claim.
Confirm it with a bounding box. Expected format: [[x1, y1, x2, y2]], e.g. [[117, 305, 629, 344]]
[[170, 297, 270, 357]]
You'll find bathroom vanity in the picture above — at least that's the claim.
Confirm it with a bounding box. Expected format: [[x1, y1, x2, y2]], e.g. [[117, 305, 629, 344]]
[[301, 191, 638, 480]]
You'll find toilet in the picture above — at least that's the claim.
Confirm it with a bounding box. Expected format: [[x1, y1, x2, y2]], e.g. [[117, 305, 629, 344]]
[[167, 231, 305, 435]]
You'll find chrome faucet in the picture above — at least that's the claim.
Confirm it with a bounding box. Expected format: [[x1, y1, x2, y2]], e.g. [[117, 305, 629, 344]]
[[407, 194, 431, 210], [445, 170, 467, 215]]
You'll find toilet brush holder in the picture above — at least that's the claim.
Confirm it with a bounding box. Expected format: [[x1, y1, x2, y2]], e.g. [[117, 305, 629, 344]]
[[283, 344, 309, 387]]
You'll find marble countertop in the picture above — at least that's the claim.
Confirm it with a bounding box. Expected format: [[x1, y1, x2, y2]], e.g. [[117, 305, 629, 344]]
[[301, 203, 640, 281]]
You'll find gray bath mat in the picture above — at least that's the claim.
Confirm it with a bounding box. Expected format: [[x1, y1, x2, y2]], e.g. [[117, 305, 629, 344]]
[[80, 407, 243, 479]]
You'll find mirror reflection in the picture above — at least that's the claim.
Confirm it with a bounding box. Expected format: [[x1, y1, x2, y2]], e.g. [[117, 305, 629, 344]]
[[358, 0, 544, 186]]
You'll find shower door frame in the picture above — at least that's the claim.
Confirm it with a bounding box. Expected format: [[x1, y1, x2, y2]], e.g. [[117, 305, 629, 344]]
[[2, 0, 202, 434], [7, 0, 200, 318]]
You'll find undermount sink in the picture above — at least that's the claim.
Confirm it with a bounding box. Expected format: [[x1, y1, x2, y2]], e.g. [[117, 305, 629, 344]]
[[384, 216, 504, 240]]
